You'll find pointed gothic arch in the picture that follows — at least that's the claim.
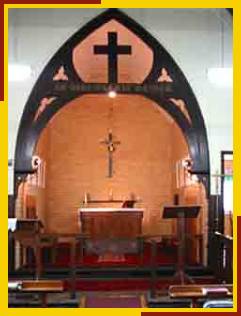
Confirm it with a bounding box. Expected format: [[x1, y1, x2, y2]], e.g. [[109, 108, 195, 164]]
[[14, 8, 210, 196]]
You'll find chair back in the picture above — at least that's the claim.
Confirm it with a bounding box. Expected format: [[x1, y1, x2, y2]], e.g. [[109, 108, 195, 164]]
[[203, 299, 233, 308]]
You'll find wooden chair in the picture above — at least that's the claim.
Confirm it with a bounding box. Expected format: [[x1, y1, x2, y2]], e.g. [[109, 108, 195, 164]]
[[203, 299, 233, 308]]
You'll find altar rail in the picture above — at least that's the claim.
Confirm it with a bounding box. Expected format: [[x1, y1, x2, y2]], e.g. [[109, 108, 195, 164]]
[[9, 233, 204, 298]]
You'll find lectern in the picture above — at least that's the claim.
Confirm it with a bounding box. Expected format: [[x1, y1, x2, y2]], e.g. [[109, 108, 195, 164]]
[[163, 205, 201, 284]]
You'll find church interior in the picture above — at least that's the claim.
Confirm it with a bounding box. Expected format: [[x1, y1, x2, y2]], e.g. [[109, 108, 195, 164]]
[[8, 8, 233, 308]]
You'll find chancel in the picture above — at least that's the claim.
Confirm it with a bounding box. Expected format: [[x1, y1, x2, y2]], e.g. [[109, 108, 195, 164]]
[[8, 8, 233, 308]]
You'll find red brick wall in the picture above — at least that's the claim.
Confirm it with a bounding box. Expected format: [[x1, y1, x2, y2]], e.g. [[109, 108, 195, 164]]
[[35, 94, 191, 235]]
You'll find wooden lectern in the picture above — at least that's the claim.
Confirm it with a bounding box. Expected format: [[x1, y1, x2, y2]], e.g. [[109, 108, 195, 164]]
[[163, 205, 201, 284]]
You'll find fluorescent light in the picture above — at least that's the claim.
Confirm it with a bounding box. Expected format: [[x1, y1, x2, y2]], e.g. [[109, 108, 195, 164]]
[[207, 67, 233, 87], [8, 64, 31, 82]]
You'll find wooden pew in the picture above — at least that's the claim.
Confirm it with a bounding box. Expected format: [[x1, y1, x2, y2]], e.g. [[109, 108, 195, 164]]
[[168, 284, 233, 307], [9, 280, 64, 307]]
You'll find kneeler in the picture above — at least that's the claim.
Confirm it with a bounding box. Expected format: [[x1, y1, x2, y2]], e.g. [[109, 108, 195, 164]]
[[79, 293, 146, 308]]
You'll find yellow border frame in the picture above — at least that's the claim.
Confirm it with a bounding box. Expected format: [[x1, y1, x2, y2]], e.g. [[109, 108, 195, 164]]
[[2, 1, 239, 315]]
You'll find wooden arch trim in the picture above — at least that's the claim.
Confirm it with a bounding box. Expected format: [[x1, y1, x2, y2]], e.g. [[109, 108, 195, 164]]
[[14, 8, 210, 194]]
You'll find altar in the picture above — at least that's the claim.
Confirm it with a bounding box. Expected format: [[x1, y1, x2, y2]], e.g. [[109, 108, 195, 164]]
[[79, 208, 144, 239], [78, 208, 144, 261]]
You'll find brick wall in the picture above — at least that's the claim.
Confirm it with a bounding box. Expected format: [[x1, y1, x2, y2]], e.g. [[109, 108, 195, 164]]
[[35, 94, 204, 236], [17, 126, 50, 225]]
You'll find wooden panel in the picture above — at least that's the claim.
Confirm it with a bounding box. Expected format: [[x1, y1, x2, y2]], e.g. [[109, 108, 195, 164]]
[[169, 284, 233, 299], [80, 210, 143, 238], [21, 280, 63, 292]]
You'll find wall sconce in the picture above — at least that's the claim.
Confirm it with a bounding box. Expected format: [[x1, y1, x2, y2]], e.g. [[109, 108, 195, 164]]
[[182, 158, 192, 171], [31, 155, 42, 170]]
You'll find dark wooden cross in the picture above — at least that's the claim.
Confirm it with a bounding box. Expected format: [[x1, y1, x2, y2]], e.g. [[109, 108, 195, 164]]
[[100, 130, 121, 178], [94, 32, 132, 83]]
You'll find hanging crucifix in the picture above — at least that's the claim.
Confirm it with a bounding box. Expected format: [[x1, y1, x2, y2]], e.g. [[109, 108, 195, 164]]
[[100, 130, 121, 178]]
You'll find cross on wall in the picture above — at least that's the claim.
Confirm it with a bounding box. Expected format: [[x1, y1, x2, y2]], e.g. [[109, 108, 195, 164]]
[[94, 32, 132, 84]]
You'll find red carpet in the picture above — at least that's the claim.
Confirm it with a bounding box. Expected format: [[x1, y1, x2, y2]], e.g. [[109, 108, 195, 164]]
[[82, 295, 143, 307], [63, 277, 217, 291], [64, 278, 169, 291]]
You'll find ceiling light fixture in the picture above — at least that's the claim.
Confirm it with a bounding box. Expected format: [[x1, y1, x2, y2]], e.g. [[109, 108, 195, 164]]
[[207, 11, 232, 88]]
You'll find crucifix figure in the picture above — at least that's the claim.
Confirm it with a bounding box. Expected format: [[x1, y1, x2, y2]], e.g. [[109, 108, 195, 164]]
[[94, 32, 132, 84], [100, 130, 121, 178]]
